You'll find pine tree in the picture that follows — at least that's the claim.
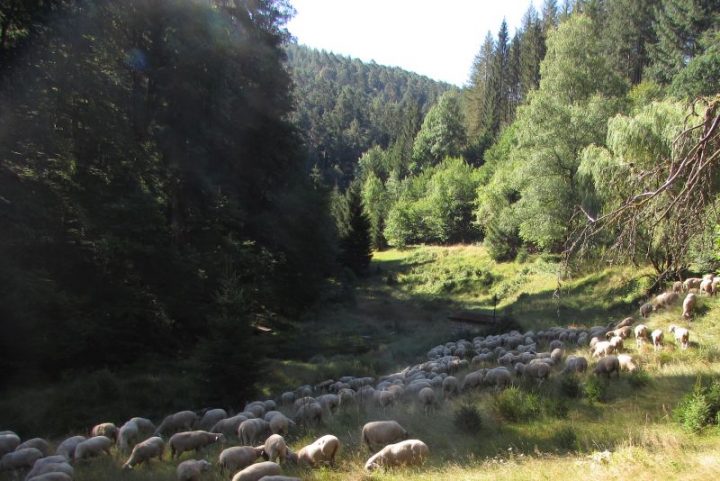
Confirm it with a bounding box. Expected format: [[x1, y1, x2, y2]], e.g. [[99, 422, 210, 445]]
[[484, 20, 510, 137], [466, 31, 495, 139], [338, 186, 373, 275], [604, 0, 657, 84], [519, 5, 544, 96]]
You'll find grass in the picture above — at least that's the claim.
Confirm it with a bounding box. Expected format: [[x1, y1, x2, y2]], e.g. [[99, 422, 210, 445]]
[[3, 244, 720, 481]]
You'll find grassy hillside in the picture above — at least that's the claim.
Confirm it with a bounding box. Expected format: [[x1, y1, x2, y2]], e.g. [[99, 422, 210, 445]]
[[3, 245, 720, 481]]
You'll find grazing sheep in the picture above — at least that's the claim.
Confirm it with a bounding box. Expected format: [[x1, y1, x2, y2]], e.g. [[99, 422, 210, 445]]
[[31, 455, 67, 468], [606, 326, 633, 339], [442, 376, 459, 397], [617, 354, 638, 372], [90, 422, 118, 441], [198, 409, 228, 431], [651, 329, 664, 351], [219, 446, 263, 474], [683, 293, 697, 319], [74, 436, 112, 461], [460, 369, 487, 391], [609, 335, 624, 352], [316, 394, 340, 414], [0, 434, 20, 456], [592, 341, 615, 358], [238, 419, 271, 446], [231, 461, 282, 481], [170, 431, 224, 459], [269, 414, 294, 436], [25, 473, 72, 481], [634, 324, 649, 347], [118, 420, 140, 453], [550, 347, 564, 364], [614, 317, 635, 329], [177, 459, 211, 481], [418, 387, 437, 413], [669, 325, 690, 349], [16, 438, 50, 456], [122, 436, 165, 469], [562, 355, 588, 375], [639, 302, 653, 318], [653, 291, 679, 310], [484, 367, 512, 389], [211, 414, 249, 437], [0, 447, 43, 471], [280, 392, 295, 405], [593, 355, 620, 378], [684, 278, 702, 291], [672, 281, 683, 293], [294, 402, 323, 426], [364, 439, 429, 471], [260, 434, 288, 464], [128, 417, 156, 435], [156, 411, 199, 437], [373, 390, 396, 408], [25, 460, 73, 480], [700, 278, 715, 296], [257, 477, 301, 481], [361, 421, 408, 451], [293, 434, 340, 468], [55, 435, 86, 460]]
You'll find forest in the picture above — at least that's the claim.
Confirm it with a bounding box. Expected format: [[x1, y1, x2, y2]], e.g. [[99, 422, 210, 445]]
[[0, 0, 719, 438]]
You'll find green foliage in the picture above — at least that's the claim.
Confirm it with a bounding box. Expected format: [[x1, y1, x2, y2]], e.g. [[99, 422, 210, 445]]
[[674, 377, 720, 432], [584, 376, 608, 403], [560, 375, 583, 398], [454, 403, 484, 433], [412, 91, 468, 169], [627, 369, 652, 388], [669, 32, 720, 99], [551, 425, 578, 451], [494, 387, 542, 422], [337, 186, 373, 275]]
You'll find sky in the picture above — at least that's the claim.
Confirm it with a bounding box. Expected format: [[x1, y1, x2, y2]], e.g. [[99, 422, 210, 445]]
[[286, 0, 544, 87]]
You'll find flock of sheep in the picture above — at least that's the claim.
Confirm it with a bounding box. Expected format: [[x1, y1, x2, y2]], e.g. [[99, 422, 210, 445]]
[[0, 274, 712, 481]]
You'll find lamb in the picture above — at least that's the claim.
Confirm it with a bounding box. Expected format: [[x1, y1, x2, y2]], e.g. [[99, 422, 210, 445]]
[[617, 354, 638, 372], [651, 329, 664, 351], [364, 439, 429, 471], [177, 459, 211, 481], [16, 438, 50, 456], [25, 460, 73, 480], [218, 446, 263, 474], [198, 409, 228, 431], [269, 414, 295, 436], [156, 410, 199, 436], [169, 431, 224, 459], [25, 473, 72, 481], [639, 302, 653, 318], [0, 433, 20, 456], [238, 419, 271, 446], [55, 435, 86, 460], [593, 355, 620, 378], [442, 376, 459, 397], [292, 434, 340, 467], [74, 435, 112, 461], [418, 387, 437, 413], [0, 447, 43, 471], [118, 420, 140, 453], [669, 325, 690, 349], [361, 420, 408, 451], [683, 293, 697, 319], [231, 461, 282, 481], [561, 355, 588, 375], [211, 414, 248, 437], [634, 324, 649, 347], [122, 436, 165, 469], [260, 434, 288, 464]]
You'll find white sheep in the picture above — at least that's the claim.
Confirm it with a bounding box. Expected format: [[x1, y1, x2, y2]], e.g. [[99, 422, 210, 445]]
[[361, 420, 408, 451], [669, 325, 690, 349], [16, 438, 50, 456], [91, 422, 118, 441], [0, 434, 20, 456], [269, 414, 295, 436], [198, 409, 228, 431], [117, 420, 140, 453], [55, 435, 86, 460], [211, 414, 248, 437], [417, 387, 437, 413], [260, 434, 288, 464], [606, 326, 632, 339], [684, 277, 702, 291], [373, 390, 395, 408], [672, 281, 683, 293], [364, 439, 429, 471], [256, 477, 301, 481], [25, 460, 73, 480], [294, 402, 323, 426], [608, 335, 624, 352], [169, 431, 224, 459], [0, 447, 43, 471], [292, 434, 340, 467], [634, 324, 649, 347], [218, 446, 263, 474], [592, 340, 615, 358], [683, 293, 697, 319], [238, 419, 271, 446], [639, 302, 653, 318], [617, 354, 638, 372], [74, 435, 112, 461], [128, 417, 156, 435], [25, 473, 72, 481], [122, 436, 165, 469], [520, 360, 551, 381], [651, 329, 664, 351], [653, 291, 679, 310], [176, 459, 211, 481], [231, 460, 282, 481], [156, 410, 199, 436], [700, 278, 715, 296]]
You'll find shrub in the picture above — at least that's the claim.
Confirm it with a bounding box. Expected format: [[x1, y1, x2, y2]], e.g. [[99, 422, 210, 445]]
[[583, 376, 608, 404], [543, 397, 570, 418], [674, 378, 720, 433], [559, 375, 582, 398], [454, 403, 483, 433], [551, 426, 578, 451], [494, 387, 541, 422], [627, 370, 651, 388]]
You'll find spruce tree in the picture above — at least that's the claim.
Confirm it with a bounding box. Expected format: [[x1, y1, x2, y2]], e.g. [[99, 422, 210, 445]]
[[338, 186, 373, 275]]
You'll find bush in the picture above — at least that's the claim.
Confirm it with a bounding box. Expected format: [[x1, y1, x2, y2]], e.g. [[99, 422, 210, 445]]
[[454, 403, 483, 433], [494, 387, 541, 422], [551, 426, 578, 451], [543, 397, 570, 418], [627, 370, 651, 388], [674, 378, 720, 432], [583, 376, 608, 404], [559, 375, 582, 398]]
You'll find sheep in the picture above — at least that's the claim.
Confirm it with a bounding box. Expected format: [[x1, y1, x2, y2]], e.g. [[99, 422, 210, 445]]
[[122, 436, 165, 469], [639, 302, 653, 318], [25, 460, 73, 480], [606, 326, 632, 339], [30, 455, 67, 468], [294, 402, 323, 426], [418, 387, 437, 413], [256, 477, 301, 481], [198, 409, 228, 431], [218, 446, 263, 474], [231, 461, 282, 481], [684, 277, 702, 291], [74, 435, 112, 461], [169, 431, 224, 459], [672, 281, 683, 293], [617, 354, 638, 372], [364, 439, 429, 471], [292, 434, 340, 468], [550, 347, 564, 364], [55, 435, 86, 460], [373, 390, 396, 408], [0, 433, 20, 456], [260, 434, 288, 464], [0, 447, 43, 471], [25, 473, 72, 481], [634, 324, 649, 347], [211, 414, 248, 437], [238, 419, 271, 446], [700, 278, 715, 296], [653, 291, 679, 310], [669, 325, 690, 349], [651, 329, 664, 351], [279, 392, 295, 405], [361, 420, 408, 451], [592, 340, 615, 358], [156, 410, 199, 436], [118, 420, 140, 453], [683, 293, 697, 319], [518, 360, 551, 382], [177, 459, 211, 481], [269, 414, 295, 436], [128, 417, 156, 435], [609, 335, 624, 352], [316, 394, 340, 414], [89, 422, 118, 442], [484, 367, 512, 389], [562, 355, 588, 375], [442, 376, 459, 397], [593, 355, 620, 378], [16, 438, 50, 456]]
